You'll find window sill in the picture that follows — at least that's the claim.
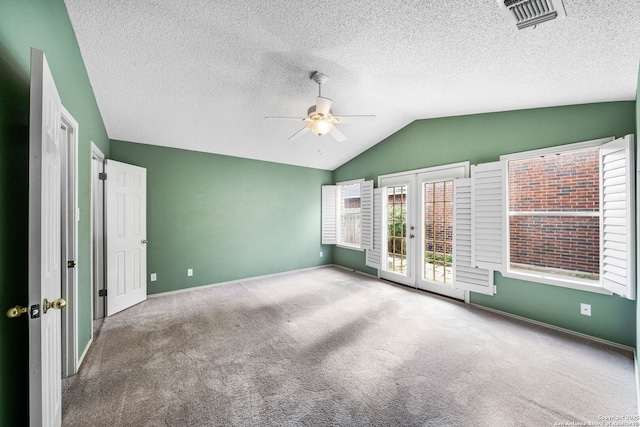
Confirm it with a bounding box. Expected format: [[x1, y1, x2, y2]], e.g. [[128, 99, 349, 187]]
[[336, 244, 364, 252], [501, 269, 613, 295]]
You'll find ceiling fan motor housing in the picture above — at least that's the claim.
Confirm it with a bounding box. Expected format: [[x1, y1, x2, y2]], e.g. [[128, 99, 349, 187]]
[[308, 105, 333, 119], [311, 72, 329, 85]]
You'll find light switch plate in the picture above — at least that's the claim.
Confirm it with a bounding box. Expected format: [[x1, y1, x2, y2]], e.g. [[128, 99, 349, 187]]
[[187, 269, 193, 277], [150, 273, 157, 282]]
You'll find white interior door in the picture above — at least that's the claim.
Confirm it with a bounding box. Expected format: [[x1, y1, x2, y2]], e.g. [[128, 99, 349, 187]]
[[379, 164, 468, 300], [106, 160, 147, 316], [28, 48, 63, 427]]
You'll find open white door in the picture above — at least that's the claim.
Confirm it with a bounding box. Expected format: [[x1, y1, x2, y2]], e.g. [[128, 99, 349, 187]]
[[28, 48, 64, 427], [106, 160, 147, 316]]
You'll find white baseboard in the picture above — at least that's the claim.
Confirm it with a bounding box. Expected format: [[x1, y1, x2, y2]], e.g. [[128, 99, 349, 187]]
[[471, 303, 634, 352], [330, 263, 379, 279], [148, 264, 335, 298]]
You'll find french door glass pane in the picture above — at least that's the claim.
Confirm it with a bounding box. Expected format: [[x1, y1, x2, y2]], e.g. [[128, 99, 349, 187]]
[[386, 185, 407, 275], [423, 180, 453, 285]]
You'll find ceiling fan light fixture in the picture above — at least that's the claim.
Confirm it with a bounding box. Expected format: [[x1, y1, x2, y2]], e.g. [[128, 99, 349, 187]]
[[308, 119, 332, 136], [266, 70, 376, 142]]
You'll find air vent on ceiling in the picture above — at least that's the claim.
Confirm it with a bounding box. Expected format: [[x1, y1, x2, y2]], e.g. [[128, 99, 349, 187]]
[[498, 0, 566, 30]]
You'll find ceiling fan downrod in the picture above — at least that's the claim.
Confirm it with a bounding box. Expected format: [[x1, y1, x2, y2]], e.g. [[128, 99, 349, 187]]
[[310, 71, 328, 97]]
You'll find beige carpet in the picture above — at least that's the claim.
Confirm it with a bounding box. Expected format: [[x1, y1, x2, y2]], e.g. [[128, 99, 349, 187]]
[[62, 267, 636, 426]]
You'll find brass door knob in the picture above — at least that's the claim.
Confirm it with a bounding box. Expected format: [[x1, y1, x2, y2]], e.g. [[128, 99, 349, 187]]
[[6, 306, 28, 318], [43, 298, 66, 314]]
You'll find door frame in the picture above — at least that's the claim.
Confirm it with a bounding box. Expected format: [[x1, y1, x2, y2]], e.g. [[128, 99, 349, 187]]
[[91, 142, 106, 324], [378, 162, 470, 300], [60, 106, 79, 378]]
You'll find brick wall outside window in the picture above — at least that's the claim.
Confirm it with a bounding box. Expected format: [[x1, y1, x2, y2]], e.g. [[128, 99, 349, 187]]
[[508, 148, 600, 277], [424, 181, 453, 256]]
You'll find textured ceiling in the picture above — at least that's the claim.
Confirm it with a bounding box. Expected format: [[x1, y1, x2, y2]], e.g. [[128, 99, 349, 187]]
[[64, 0, 640, 170]]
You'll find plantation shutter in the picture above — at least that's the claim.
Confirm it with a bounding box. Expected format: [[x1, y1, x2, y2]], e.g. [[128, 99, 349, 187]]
[[471, 162, 504, 271], [360, 180, 374, 250], [600, 135, 635, 300], [365, 188, 382, 269], [453, 179, 495, 295], [321, 185, 337, 245]]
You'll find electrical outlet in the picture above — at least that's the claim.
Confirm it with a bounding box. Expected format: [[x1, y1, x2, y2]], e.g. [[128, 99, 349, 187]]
[[580, 303, 591, 316], [150, 273, 157, 282], [187, 268, 193, 277], [320, 251, 323, 257]]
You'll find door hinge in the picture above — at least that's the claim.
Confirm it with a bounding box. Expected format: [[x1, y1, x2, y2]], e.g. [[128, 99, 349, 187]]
[[68, 260, 76, 268], [99, 289, 107, 297], [99, 172, 107, 180]]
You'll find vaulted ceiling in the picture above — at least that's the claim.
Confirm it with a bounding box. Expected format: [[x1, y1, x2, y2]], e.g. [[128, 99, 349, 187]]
[[64, 0, 640, 170]]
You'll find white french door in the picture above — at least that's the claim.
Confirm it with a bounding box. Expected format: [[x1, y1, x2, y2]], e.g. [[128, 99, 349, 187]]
[[380, 176, 415, 286], [380, 163, 468, 299]]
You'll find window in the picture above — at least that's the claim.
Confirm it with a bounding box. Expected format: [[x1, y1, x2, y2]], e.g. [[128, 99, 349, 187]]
[[496, 135, 635, 297], [339, 182, 362, 247], [321, 180, 373, 251], [507, 147, 600, 284]]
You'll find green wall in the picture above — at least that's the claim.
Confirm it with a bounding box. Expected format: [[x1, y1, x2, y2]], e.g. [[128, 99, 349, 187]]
[[0, 0, 109, 425], [109, 141, 334, 294], [334, 101, 637, 346]]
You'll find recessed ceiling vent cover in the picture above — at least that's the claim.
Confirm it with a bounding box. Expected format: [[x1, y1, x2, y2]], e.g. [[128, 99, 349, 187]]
[[498, 0, 566, 30]]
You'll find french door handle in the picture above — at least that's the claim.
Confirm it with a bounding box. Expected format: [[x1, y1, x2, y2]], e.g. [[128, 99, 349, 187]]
[[6, 306, 28, 318], [43, 298, 66, 314]]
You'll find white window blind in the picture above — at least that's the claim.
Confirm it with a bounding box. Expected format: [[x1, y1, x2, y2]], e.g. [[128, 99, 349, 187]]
[[360, 180, 374, 250], [471, 162, 504, 271], [321, 185, 337, 245], [453, 178, 495, 295], [365, 188, 382, 269], [600, 135, 635, 299]]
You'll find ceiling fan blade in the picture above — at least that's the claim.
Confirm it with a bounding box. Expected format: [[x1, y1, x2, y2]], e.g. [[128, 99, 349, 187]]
[[288, 126, 310, 141], [333, 115, 376, 124], [316, 97, 333, 116], [329, 125, 347, 142], [265, 116, 307, 121]]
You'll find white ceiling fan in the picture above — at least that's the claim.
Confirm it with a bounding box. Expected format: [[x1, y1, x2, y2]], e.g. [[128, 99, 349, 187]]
[[266, 71, 375, 142]]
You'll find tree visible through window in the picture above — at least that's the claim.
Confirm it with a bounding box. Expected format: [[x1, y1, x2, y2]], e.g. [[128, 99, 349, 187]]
[[386, 186, 407, 274], [508, 148, 600, 282]]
